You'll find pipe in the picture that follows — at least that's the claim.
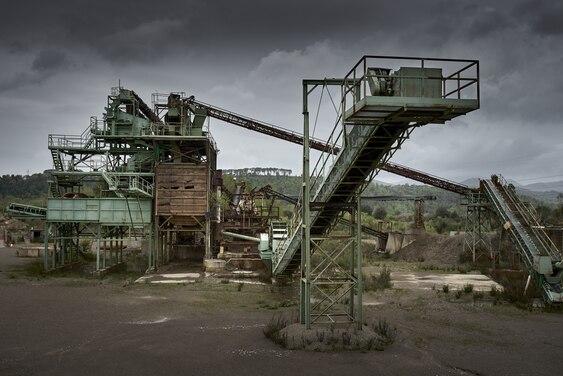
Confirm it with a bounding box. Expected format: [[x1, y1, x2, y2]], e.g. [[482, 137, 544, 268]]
[[221, 231, 260, 243]]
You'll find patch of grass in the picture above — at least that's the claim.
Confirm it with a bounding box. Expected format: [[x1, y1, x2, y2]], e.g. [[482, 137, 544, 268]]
[[371, 318, 397, 345], [442, 284, 450, 293], [364, 265, 393, 292], [15, 260, 46, 278], [79, 250, 97, 262], [463, 283, 474, 294], [258, 299, 297, 310], [454, 290, 462, 299], [263, 312, 298, 348], [473, 291, 484, 301], [237, 282, 244, 291]]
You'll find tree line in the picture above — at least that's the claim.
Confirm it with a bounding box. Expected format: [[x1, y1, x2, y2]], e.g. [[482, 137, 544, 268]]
[[0, 172, 50, 199]]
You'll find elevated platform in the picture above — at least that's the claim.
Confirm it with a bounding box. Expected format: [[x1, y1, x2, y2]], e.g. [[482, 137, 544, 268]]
[[345, 96, 479, 124]]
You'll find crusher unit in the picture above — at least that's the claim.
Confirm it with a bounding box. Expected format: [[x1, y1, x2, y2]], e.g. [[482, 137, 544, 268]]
[[44, 87, 218, 272]]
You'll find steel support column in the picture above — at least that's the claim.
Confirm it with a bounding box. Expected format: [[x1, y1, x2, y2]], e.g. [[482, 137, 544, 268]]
[[300, 80, 364, 328], [300, 81, 312, 328]]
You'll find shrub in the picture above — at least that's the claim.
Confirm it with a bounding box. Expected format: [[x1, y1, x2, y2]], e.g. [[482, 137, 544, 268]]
[[463, 284, 474, 294], [364, 266, 393, 291], [473, 291, 484, 301], [263, 313, 292, 348], [372, 318, 397, 345]]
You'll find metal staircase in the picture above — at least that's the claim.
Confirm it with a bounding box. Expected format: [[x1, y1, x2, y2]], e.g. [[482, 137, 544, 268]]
[[272, 122, 412, 276], [271, 56, 480, 278], [50, 149, 64, 171], [481, 176, 563, 303], [102, 172, 154, 198]]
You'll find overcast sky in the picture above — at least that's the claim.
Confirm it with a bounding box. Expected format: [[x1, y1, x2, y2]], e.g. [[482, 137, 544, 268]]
[[1, 0, 562, 185]]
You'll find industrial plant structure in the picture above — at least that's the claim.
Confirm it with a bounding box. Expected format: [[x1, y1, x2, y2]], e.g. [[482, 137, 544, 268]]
[[6, 55, 563, 323]]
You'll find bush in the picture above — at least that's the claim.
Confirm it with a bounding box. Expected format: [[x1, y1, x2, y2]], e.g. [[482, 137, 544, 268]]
[[364, 266, 393, 291], [473, 291, 484, 301], [463, 284, 474, 294], [442, 284, 449, 293], [372, 318, 397, 345], [263, 313, 292, 348]]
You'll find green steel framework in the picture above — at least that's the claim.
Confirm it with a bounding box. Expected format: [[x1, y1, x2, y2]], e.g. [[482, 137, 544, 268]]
[[44, 88, 218, 273], [463, 193, 494, 263], [293, 56, 480, 328]]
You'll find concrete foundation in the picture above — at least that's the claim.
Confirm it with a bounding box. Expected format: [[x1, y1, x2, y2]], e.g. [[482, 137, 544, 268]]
[[385, 232, 416, 254], [203, 259, 226, 272], [15, 248, 42, 257]]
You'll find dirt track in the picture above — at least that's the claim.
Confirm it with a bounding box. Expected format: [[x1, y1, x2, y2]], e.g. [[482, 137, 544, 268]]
[[1, 247, 561, 376]]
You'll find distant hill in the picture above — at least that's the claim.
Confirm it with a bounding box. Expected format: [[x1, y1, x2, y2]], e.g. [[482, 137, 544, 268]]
[[460, 178, 480, 188], [523, 181, 563, 193], [459, 177, 561, 204]]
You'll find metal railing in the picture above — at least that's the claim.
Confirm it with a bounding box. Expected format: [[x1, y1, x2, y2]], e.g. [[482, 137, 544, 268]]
[[102, 172, 154, 198], [342, 55, 480, 119], [6, 203, 47, 218], [49, 116, 102, 150], [494, 175, 561, 260]]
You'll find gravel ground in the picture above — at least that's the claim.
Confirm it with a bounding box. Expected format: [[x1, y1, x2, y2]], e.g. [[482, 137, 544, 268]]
[[1, 247, 561, 376]]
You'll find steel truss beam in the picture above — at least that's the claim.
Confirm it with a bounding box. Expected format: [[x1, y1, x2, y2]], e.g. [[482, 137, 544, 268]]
[[44, 221, 149, 272], [463, 193, 493, 263]]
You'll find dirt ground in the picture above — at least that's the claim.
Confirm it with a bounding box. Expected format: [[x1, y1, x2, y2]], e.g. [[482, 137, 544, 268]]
[[1, 246, 562, 376]]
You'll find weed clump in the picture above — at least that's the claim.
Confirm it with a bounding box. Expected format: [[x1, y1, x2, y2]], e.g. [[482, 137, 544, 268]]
[[271, 316, 396, 352], [263, 313, 293, 348], [372, 318, 397, 345], [364, 265, 393, 292], [473, 291, 484, 301]]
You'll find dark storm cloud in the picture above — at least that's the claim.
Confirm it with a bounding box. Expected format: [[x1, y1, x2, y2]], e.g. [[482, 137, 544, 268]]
[[32, 49, 68, 71], [515, 0, 563, 35], [0, 0, 561, 181], [7, 40, 30, 54], [0, 49, 70, 92]]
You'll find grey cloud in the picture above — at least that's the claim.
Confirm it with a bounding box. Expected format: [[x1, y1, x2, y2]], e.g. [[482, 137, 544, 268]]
[[0, 49, 71, 93], [32, 49, 68, 71], [7, 40, 30, 54], [514, 0, 563, 35], [0, 0, 562, 182]]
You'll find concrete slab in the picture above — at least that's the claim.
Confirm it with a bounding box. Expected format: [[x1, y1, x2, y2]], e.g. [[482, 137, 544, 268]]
[[391, 271, 503, 291], [135, 272, 202, 284]]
